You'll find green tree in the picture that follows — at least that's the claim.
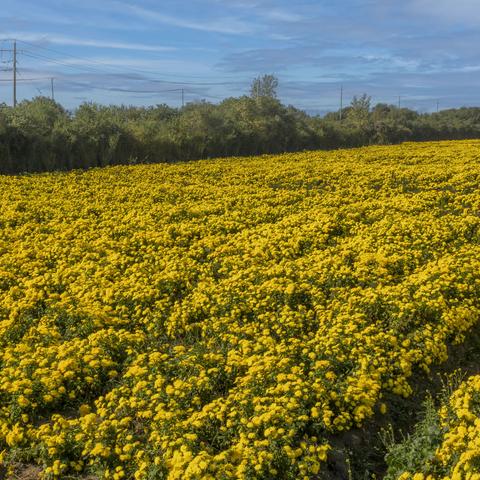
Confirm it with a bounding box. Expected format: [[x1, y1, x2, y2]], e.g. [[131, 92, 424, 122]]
[[349, 93, 371, 124], [250, 74, 279, 99]]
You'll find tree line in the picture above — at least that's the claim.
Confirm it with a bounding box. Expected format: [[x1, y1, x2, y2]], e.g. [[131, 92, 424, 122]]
[[1, 75, 480, 174]]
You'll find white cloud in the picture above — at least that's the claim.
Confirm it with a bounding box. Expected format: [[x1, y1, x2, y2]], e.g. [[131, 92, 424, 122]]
[[265, 9, 304, 22], [5, 33, 175, 52], [409, 0, 480, 23], [269, 33, 294, 41], [0, 0, 144, 30], [459, 65, 480, 73], [117, 2, 252, 35], [44, 56, 219, 76]]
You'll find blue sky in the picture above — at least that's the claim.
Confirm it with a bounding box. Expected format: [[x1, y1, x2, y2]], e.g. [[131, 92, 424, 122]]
[[0, 0, 479, 113]]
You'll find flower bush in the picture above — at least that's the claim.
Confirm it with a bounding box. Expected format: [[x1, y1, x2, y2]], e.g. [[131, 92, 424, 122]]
[[1, 140, 480, 478]]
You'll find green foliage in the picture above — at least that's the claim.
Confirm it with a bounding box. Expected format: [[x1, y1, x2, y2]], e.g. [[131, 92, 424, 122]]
[[382, 397, 444, 479], [349, 94, 371, 123], [2, 90, 480, 174], [250, 74, 279, 99]]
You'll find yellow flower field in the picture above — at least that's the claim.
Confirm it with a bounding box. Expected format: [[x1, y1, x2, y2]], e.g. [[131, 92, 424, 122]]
[[1, 140, 480, 479]]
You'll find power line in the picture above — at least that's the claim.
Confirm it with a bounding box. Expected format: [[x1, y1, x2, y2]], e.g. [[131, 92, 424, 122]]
[[23, 51, 109, 75], [62, 80, 196, 104], [16, 39, 245, 86], [22, 50, 241, 91], [65, 79, 184, 94], [17, 39, 146, 75], [1, 37, 248, 106], [0, 78, 50, 81]]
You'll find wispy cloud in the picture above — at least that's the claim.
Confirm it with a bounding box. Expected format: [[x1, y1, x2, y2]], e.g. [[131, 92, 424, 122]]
[[408, 0, 480, 24], [4, 32, 175, 52], [37, 56, 225, 78], [0, 0, 143, 30], [264, 9, 304, 22], [116, 2, 253, 35], [3, 0, 480, 112]]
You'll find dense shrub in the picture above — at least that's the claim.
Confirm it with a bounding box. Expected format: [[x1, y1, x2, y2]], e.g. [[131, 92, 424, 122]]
[[1, 95, 480, 174]]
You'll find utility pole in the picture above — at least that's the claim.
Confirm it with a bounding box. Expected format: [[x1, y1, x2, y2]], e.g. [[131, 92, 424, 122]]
[[339, 85, 343, 121], [13, 40, 17, 107], [436, 99, 439, 113], [398, 95, 401, 108], [181, 88, 184, 108], [0, 40, 24, 107], [51, 77, 55, 101]]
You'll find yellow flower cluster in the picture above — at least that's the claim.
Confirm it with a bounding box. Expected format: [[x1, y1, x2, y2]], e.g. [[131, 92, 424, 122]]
[[1, 140, 480, 478], [398, 374, 480, 480]]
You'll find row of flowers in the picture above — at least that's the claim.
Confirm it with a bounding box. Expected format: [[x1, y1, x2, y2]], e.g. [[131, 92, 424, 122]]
[[0, 140, 479, 478]]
